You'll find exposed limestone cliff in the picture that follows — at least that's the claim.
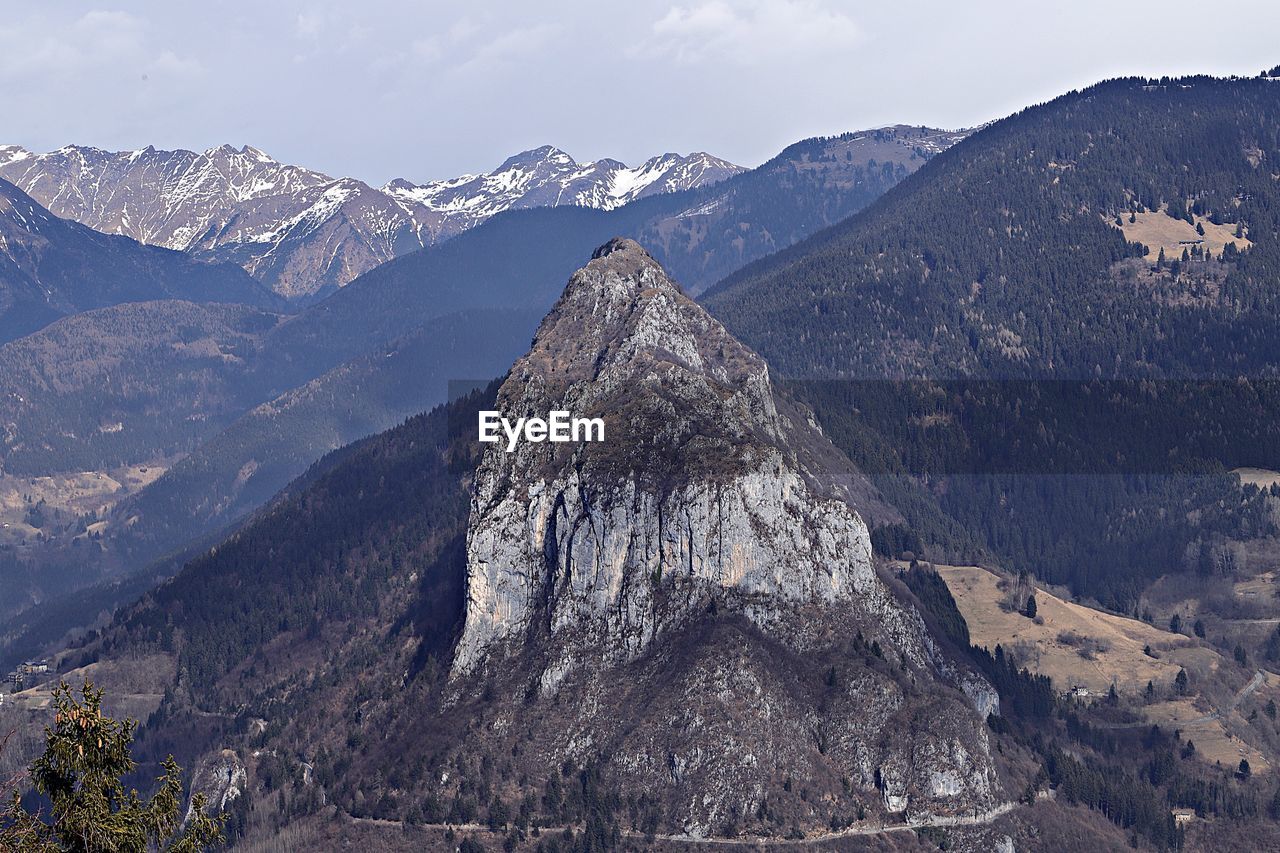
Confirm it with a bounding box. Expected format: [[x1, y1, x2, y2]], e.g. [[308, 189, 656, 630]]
[[184, 749, 245, 825], [449, 239, 1000, 827], [455, 238, 890, 673]]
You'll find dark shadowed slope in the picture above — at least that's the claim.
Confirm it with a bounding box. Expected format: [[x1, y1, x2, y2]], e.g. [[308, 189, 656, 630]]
[[0, 179, 278, 343]]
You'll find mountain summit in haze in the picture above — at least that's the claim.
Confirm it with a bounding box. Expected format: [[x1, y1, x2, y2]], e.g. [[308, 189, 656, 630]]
[[0, 143, 742, 299]]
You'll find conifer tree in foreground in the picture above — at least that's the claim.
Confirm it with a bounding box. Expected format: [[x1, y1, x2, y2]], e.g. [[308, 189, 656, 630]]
[[1, 681, 223, 852]]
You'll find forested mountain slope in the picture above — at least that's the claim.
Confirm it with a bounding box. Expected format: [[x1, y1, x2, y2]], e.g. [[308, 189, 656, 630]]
[[697, 77, 1280, 615], [704, 76, 1280, 379], [0, 179, 277, 343], [0, 302, 279, 477]]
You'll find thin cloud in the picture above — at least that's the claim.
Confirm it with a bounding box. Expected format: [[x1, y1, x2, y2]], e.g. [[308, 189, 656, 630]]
[[0, 10, 148, 79], [452, 23, 562, 75], [640, 0, 860, 64], [295, 11, 324, 39]]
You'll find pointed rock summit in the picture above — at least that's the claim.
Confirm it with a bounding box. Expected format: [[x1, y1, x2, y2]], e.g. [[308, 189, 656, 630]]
[[456, 238, 887, 676], [447, 241, 1001, 830]]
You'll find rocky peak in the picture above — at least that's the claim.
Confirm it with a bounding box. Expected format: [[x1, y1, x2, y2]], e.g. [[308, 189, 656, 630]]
[[495, 145, 574, 172], [469, 237, 794, 514], [455, 239, 889, 678], [0, 145, 31, 167], [0, 178, 56, 236], [521, 236, 771, 397], [448, 242, 1001, 827]]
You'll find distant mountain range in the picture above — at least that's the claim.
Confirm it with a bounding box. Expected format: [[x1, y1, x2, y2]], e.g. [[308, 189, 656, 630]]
[[0, 178, 276, 343], [0, 143, 742, 298]]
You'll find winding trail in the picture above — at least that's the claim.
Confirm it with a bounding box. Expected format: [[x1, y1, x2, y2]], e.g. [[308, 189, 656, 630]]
[[1096, 669, 1267, 729], [348, 801, 1021, 847], [1184, 669, 1265, 725], [644, 801, 1019, 846]]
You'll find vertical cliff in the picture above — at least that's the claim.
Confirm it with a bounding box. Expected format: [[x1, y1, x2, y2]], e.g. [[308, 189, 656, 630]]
[[455, 238, 899, 678], [448, 239, 1000, 831]]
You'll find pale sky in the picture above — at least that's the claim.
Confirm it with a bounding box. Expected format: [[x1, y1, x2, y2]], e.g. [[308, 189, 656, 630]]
[[2, 1, 1278, 184]]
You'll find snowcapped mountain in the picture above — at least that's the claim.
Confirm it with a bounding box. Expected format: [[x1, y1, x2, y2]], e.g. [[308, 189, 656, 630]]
[[0, 144, 741, 299], [383, 146, 741, 221]]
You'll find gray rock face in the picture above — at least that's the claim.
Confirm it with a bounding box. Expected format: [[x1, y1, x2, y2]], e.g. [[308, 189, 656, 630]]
[[454, 238, 888, 674], [443, 239, 1001, 829], [183, 749, 245, 825]]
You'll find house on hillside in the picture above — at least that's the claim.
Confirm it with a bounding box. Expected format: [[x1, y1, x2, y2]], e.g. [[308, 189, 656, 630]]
[[1172, 808, 1196, 825], [1067, 684, 1091, 698]]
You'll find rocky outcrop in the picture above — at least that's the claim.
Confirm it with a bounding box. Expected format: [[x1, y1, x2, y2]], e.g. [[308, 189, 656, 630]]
[[447, 240, 1000, 828], [184, 749, 245, 824], [455, 238, 895, 676]]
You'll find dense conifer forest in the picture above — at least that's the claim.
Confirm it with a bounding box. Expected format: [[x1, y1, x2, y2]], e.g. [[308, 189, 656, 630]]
[[800, 377, 1280, 608]]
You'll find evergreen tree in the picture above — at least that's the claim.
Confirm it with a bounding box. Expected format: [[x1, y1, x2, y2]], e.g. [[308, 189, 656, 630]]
[[1, 681, 224, 852]]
